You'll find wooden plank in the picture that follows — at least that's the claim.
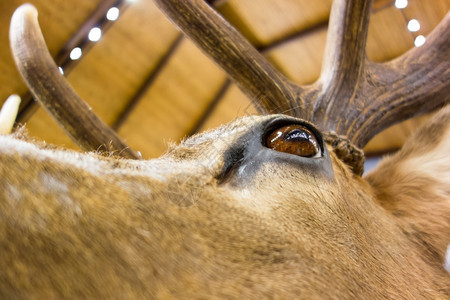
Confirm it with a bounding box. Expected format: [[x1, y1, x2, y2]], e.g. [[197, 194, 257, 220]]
[[266, 29, 327, 85], [265, 3, 440, 86], [367, 0, 448, 62], [403, 0, 449, 34], [25, 107, 77, 149], [364, 114, 430, 155], [366, 5, 415, 62], [199, 85, 256, 132], [118, 39, 227, 158], [216, 0, 332, 46], [364, 0, 448, 153]]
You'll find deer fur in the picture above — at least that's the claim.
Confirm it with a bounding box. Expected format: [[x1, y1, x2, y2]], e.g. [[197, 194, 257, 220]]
[[0, 105, 449, 298]]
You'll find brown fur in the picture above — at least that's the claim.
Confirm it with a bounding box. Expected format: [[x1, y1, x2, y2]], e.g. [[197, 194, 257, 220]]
[[366, 105, 450, 275], [0, 110, 449, 299]]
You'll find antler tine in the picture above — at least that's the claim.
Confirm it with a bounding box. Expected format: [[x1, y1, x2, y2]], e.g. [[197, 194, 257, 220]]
[[10, 4, 140, 159], [312, 0, 373, 134], [319, 0, 372, 91], [153, 0, 308, 118], [351, 12, 450, 147], [314, 0, 450, 149]]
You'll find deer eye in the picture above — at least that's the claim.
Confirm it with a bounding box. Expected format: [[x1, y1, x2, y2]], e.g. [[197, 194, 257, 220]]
[[265, 125, 321, 158]]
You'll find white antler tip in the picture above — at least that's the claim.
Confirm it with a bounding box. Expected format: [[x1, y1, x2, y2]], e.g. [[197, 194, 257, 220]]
[[0, 95, 21, 135], [10, 4, 39, 46], [15, 3, 38, 17]]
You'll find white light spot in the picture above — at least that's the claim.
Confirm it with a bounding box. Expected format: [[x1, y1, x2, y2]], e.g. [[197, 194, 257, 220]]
[[394, 0, 408, 9], [414, 35, 427, 47], [414, 35, 426, 47], [106, 7, 120, 21], [58, 66, 64, 75], [88, 27, 102, 42], [407, 19, 420, 32], [69, 47, 82, 60]]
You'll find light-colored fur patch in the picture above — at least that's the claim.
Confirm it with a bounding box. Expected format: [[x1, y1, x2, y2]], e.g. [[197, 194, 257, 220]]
[[399, 126, 450, 198], [445, 245, 450, 273], [366, 106, 450, 273]]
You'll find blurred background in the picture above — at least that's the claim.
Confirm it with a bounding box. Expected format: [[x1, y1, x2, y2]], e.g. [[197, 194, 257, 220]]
[[0, 0, 448, 166]]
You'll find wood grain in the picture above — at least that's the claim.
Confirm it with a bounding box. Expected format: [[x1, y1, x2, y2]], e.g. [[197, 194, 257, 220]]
[[153, 0, 305, 118], [118, 39, 227, 158], [215, 0, 332, 47]]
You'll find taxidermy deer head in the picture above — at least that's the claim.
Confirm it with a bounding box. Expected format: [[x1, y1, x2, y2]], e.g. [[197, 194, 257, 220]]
[[1, 0, 449, 298]]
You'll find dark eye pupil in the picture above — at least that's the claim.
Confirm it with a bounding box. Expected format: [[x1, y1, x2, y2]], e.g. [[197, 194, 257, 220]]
[[266, 125, 320, 158]]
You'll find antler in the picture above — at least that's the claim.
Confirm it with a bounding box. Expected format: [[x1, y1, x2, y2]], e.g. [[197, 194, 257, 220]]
[[312, 0, 373, 138], [350, 12, 450, 147], [151, 0, 307, 117], [316, 0, 450, 147], [9, 4, 140, 159], [154, 0, 450, 173]]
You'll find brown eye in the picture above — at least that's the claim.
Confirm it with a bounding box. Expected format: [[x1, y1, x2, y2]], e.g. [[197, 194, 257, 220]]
[[266, 125, 320, 158]]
